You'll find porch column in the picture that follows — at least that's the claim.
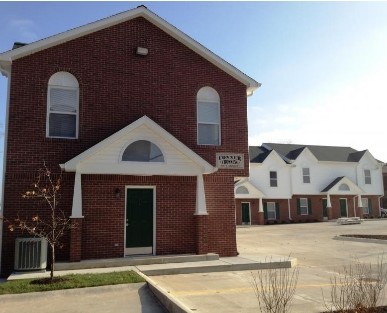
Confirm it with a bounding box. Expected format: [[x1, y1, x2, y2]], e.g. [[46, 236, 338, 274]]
[[327, 194, 333, 220], [356, 195, 363, 218], [69, 218, 83, 262], [71, 171, 83, 218], [195, 174, 207, 215], [70, 171, 84, 262], [257, 198, 264, 225], [195, 175, 208, 254]]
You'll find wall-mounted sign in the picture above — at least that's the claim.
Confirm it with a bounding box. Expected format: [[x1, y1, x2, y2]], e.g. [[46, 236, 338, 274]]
[[216, 153, 244, 169]]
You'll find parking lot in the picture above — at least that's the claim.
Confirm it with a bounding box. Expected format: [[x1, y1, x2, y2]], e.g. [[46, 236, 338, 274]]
[[151, 220, 387, 312]]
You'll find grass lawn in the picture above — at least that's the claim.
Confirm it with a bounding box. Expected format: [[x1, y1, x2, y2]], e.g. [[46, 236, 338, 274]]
[[0, 271, 145, 295]]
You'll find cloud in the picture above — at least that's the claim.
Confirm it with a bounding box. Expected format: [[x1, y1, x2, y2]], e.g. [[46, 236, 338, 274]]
[[8, 19, 39, 42]]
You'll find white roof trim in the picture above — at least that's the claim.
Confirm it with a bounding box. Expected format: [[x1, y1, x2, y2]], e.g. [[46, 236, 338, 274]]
[[323, 176, 365, 195], [60, 115, 217, 174], [235, 179, 266, 199], [0, 6, 260, 95]]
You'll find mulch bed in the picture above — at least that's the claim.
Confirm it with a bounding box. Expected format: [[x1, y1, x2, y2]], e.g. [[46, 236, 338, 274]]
[[341, 235, 387, 240]]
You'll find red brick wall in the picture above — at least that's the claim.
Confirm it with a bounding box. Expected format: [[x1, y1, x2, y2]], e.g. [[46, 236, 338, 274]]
[[235, 195, 381, 225], [6, 17, 249, 175], [2, 17, 248, 276]]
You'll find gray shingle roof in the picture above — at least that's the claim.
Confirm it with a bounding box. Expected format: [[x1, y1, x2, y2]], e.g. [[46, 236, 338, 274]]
[[249, 146, 271, 163], [262, 143, 365, 162], [321, 176, 345, 192]]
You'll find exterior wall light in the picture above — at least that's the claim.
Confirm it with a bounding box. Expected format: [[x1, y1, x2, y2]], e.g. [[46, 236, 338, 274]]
[[136, 47, 148, 56]]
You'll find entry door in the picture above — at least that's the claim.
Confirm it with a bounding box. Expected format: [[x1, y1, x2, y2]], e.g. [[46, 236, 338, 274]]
[[339, 199, 347, 217], [322, 199, 328, 217], [241, 203, 250, 224], [125, 188, 154, 255]]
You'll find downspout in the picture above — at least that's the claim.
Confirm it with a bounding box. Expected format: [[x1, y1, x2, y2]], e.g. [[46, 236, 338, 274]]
[[0, 66, 11, 275]]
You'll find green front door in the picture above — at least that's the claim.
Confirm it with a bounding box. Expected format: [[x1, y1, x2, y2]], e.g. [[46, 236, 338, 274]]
[[126, 188, 153, 254], [339, 199, 347, 217], [322, 199, 328, 217], [241, 203, 250, 224]]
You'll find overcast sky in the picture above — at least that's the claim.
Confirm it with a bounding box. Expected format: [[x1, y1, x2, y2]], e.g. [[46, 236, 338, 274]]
[[1, 1, 387, 170]]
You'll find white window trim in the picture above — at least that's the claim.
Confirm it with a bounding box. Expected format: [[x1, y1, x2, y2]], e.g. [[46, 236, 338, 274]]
[[300, 198, 309, 215], [46, 85, 79, 139], [267, 202, 276, 220]]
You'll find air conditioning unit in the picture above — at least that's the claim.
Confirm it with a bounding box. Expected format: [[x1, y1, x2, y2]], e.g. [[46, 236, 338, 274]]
[[14, 238, 48, 271]]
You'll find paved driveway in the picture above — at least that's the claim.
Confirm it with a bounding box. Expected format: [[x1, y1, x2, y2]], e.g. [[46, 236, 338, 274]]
[[151, 220, 387, 312]]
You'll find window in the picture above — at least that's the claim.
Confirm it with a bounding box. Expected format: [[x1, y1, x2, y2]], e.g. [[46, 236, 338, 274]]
[[361, 198, 372, 215], [197, 87, 220, 145], [270, 171, 278, 187], [302, 168, 310, 183], [299, 198, 309, 215], [339, 183, 350, 191], [122, 140, 164, 162], [47, 72, 79, 138], [267, 202, 276, 220], [361, 198, 369, 214], [236, 186, 249, 194], [364, 169, 371, 184]]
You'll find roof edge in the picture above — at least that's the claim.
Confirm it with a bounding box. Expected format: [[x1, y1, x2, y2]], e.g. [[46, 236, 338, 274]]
[[0, 6, 260, 95]]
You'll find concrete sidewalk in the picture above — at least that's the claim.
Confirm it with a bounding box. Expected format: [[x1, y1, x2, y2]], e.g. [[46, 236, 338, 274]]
[[3, 253, 296, 313]]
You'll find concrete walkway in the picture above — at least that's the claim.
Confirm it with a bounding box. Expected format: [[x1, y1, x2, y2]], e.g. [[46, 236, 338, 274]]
[[0, 283, 167, 313], [2, 252, 295, 313]]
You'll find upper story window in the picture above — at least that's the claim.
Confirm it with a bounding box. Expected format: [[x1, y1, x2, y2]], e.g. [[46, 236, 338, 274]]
[[270, 171, 278, 187], [47, 72, 79, 138], [364, 169, 371, 184], [122, 140, 164, 162], [197, 87, 220, 145], [302, 168, 310, 183]]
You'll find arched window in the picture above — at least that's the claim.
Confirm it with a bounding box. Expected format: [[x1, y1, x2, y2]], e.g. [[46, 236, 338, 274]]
[[338, 183, 350, 191], [122, 140, 164, 162], [236, 186, 249, 194], [47, 72, 79, 138], [197, 87, 220, 145]]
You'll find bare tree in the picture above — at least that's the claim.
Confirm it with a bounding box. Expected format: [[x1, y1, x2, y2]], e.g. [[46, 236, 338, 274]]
[[323, 256, 387, 313], [251, 261, 299, 313], [6, 163, 75, 282]]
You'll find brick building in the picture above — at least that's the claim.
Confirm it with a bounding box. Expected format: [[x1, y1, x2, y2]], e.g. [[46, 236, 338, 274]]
[[235, 143, 384, 225], [0, 6, 259, 276]]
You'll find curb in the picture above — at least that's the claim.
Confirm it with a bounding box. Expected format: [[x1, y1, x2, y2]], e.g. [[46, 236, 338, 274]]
[[136, 271, 192, 313], [334, 235, 387, 245]]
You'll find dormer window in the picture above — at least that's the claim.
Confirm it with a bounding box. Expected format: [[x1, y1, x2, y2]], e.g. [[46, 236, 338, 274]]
[[197, 87, 220, 145], [364, 169, 371, 184], [47, 72, 79, 138], [122, 140, 164, 162], [270, 171, 278, 187], [302, 168, 310, 183]]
